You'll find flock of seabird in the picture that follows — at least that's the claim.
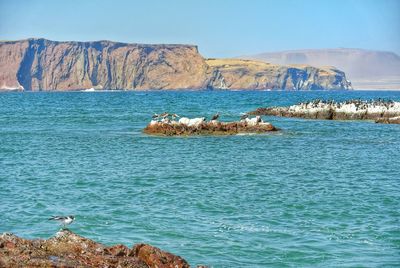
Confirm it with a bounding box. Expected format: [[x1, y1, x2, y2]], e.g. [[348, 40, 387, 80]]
[[152, 112, 220, 122], [152, 112, 180, 121], [296, 99, 399, 111], [151, 112, 263, 124]]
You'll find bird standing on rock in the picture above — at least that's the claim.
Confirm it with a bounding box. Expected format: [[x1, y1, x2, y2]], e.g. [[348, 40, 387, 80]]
[[160, 112, 169, 118], [240, 114, 248, 120], [211, 113, 220, 121], [49, 215, 75, 229]]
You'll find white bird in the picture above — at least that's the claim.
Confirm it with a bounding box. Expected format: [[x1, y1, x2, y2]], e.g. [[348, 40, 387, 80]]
[[178, 117, 206, 127], [49, 215, 75, 228], [160, 112, 169, 118]]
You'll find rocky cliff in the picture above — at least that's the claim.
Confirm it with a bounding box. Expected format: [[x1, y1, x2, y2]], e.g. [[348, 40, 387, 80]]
[[0, 38, 352, 91], [243, 48, 400, 89], [205, 59, 351, 90]]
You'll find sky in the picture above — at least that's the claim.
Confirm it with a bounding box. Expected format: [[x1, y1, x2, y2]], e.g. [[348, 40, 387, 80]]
[[0, 0, 399, 57]]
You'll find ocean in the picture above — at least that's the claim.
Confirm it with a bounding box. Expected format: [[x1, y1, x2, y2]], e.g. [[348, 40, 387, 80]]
[[0, 90, 399, 267]]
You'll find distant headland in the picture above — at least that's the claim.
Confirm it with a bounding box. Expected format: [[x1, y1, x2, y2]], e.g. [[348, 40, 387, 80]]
[[0, 38, 352, 91], [242, 48, 400, 90]]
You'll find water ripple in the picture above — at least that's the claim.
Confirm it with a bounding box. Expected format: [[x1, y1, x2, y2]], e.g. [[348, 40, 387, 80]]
[[0, 91, 400, 267]]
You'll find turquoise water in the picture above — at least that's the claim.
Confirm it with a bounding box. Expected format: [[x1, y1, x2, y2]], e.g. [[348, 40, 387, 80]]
[[1, 90, 399, 267]]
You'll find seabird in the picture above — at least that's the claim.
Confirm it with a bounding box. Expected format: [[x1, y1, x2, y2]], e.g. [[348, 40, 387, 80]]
[[160, 112, 169, 118], [49, 215, 75, 228], [152, 113, 159, 119], [211, 113, 220, 121], [240, 114, 248, 120], [171, 113, 180, 120]]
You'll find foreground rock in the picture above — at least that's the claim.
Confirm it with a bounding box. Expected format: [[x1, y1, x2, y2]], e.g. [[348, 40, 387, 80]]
[[0, 38, 351, 91], [0, 230, 190, 268], [143, 120, 278, 136], [250, 99, 400, 123]]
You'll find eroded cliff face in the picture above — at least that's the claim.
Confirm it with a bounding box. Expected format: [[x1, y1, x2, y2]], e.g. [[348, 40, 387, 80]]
[[0, 40, 28, 90], [205, 59, 352, 90], [0, 38, 352, 91], [0, 39, 208, 91]]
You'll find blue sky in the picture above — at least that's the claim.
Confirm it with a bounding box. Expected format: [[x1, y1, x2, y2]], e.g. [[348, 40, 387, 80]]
[[0, 0, 399, 57]]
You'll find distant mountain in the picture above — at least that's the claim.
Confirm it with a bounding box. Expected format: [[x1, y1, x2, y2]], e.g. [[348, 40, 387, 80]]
[[242, 48, 400, 89], [0, 38, 351, 91]]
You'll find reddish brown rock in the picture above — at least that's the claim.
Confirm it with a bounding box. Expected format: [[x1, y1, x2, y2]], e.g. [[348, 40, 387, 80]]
[[133, 244, 189, 268], [0, 230, 190, 268], [143, 121, 278, 136], [0, 38, 352, 91], [0, 41, 28, 91], [0, 39, 209, 91]]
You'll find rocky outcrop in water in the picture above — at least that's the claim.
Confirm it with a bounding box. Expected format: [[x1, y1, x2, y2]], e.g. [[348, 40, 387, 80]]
[[0, 38, 352, 91], [0, 230, 190, 268], [143, 116, 278, 136], [250, 99, 400, 123]]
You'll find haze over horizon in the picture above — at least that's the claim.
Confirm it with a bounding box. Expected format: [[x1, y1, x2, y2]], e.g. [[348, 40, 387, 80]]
[[0, 0, 399, 58]]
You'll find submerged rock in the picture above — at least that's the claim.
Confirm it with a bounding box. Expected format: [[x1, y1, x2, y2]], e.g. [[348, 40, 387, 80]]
[[250, 99, 400, 123], [143, 120, 278, 136], [0, 230, 190, 268]]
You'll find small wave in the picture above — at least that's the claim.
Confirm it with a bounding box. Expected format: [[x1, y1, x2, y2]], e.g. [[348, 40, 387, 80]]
[[215, 222, 295, 235], [236, 133, 257, 136]]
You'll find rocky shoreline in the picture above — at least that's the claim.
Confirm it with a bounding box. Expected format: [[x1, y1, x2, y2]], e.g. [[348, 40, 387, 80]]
[[0, 230, 191, 268], [250, 99, 400, 124]]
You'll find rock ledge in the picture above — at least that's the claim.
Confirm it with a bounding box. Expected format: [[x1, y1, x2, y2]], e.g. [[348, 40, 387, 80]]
[[250, 99, 400, 124], [0, 230, 190, 268], [143, 120, 278, 136]]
